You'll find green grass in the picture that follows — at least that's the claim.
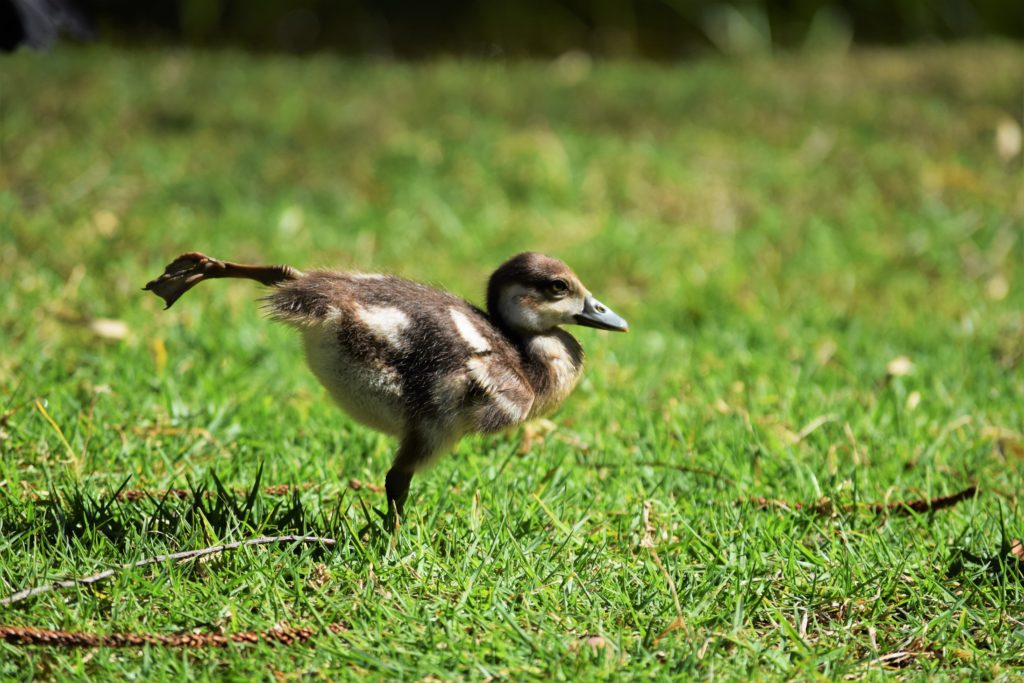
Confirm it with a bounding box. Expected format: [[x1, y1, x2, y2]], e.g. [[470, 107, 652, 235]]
[[2, 43, 1023, 680]]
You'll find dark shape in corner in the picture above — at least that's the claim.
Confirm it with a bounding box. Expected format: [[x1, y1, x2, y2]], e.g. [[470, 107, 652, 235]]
[[2, 0, 93, 51]]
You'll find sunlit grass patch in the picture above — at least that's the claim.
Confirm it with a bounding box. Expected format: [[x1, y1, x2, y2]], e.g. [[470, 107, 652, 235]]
[[1, 43, 1023, 679]]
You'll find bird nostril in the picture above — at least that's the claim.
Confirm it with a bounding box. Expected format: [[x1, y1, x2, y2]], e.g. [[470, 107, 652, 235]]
[[595, 304, 606, 313]]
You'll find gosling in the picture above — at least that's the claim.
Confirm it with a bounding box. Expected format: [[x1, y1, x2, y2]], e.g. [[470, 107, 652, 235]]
[[144, 252, 628, 522]]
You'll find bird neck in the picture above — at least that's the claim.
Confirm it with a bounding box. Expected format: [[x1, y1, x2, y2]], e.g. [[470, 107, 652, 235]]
[[518, 329, 585, 418]]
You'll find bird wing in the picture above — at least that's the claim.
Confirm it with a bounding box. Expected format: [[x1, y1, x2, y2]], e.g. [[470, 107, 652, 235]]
[[466, 358, 535, 433]]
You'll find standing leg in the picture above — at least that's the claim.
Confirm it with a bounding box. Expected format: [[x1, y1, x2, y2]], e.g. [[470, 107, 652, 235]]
[[384, 429, 439, 530], [385, 467, 413, 519]]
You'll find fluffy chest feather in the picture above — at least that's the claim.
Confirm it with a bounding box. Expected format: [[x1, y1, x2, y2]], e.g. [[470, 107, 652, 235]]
[[301, 321, 407, 435], [524, 331, 584, 418]]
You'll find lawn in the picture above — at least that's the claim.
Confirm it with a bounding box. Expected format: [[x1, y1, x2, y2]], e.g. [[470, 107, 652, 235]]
[[1, 43, 1023, 680]]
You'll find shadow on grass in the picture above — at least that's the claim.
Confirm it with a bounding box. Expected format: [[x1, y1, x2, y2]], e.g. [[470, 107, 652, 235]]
[[0, 464, 353, 556], [947, 534, 1024, 586]]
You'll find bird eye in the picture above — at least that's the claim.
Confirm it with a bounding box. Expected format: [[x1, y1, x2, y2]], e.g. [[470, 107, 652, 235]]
[[546, 279, 569, 297]]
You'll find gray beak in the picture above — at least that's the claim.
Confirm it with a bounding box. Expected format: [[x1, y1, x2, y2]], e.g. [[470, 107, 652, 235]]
[[574, 295, 629, 332]]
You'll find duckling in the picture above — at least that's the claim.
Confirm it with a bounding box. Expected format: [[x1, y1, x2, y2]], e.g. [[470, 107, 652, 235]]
[[144, 251, 627, 522]]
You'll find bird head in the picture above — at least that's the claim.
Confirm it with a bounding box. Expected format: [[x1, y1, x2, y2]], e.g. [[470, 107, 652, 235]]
[[486, 252, 629, 335]]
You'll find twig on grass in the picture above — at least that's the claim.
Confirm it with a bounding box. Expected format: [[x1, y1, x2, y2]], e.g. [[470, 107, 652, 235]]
[[0, 622, 348, 648], [114, 483, 317, 501], [860, 486, 978, 514], [741, 485, 978, 516], [0, 535, 336, 607], [597, 460, 736, 484]]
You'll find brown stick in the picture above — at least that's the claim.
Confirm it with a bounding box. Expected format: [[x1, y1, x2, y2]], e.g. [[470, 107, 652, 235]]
[[742, 485, 978, 516], [0, 622, 348, 648], [114, 483, 316, 502], [143, 252, 303, 308], [862, 485, 978, 514], [0, 535, 336, 607]]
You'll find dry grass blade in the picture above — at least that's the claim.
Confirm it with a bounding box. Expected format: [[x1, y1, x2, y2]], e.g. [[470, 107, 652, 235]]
[[865, 648, 935, 669], [641, 500, 685, 644], [633, 461, 736, 484], [35, 400, 81, 471]]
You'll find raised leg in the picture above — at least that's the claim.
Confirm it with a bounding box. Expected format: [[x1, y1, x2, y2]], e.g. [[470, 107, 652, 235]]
[[144, 252, 304, 309]]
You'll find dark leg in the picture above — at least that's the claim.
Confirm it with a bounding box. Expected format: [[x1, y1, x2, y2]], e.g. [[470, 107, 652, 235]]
[[385, 467, 413, 519], [144, 252, 304, 309], [383, 430, 435, 530]]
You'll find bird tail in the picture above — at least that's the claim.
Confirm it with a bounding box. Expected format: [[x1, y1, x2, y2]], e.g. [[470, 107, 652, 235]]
[[261, 272, 348, 327], [143, 252, 304, 309]]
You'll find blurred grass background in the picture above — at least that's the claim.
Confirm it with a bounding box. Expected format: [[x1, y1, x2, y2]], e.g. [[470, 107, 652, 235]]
[[1, 43, 1023, 678]]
